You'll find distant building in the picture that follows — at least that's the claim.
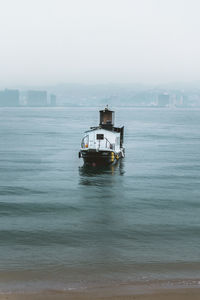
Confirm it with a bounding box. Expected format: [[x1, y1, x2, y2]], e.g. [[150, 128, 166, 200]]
[[158, 93, 170, 107], [182, 95, 188, 106], [26, 90, 47, 107], [0, 89, 19, 107], [50, 94, 56, 106], [175, 94, 183, 106]]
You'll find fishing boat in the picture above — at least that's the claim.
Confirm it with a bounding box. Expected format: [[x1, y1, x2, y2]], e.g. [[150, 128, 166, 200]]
[[79, 107, 125, 166]]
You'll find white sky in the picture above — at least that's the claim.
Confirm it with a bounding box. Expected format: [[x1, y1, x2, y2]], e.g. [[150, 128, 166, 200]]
[[0, 0, 200, 86]]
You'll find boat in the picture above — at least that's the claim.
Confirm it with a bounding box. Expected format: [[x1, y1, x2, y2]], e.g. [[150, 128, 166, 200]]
[[79, 107, 125, 166]]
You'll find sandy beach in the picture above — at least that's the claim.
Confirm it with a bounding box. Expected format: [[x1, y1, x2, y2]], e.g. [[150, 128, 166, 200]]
[[0, 287, 200, 300]]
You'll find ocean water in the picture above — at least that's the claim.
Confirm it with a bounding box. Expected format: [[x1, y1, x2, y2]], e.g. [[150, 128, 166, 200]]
[[0, 107, 200, 292]]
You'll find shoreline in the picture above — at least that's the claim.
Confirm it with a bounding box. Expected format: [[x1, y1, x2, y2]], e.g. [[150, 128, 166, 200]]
[[0, 279, 200, 300], [0, 287, 200, 300]]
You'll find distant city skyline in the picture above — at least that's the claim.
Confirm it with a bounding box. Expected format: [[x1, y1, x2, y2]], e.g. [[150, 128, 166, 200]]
[[0, 0, 200, 86], [1, 84, 200, 108]]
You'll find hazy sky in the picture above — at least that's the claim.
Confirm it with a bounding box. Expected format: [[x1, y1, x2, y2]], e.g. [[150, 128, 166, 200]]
[[0, 0, 200, 86]]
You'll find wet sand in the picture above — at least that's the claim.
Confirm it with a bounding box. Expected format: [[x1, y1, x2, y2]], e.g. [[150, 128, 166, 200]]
[[0, 288, 200, 300]]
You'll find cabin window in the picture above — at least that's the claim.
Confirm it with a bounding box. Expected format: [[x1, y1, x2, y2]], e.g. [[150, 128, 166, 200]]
[[96, 134, 104, 140]]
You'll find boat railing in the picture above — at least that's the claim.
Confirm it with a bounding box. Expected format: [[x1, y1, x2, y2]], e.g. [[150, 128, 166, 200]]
[[81, 135, 89, 148], [105, 137, 115, 150], [81, 136, 115, 150]]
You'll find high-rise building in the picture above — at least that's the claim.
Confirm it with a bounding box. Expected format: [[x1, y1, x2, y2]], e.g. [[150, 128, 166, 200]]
[[26, 91, 47, 106], [50, 94, 56, 106], [158, 93, 170, 107], [0, 89, 19, 106]]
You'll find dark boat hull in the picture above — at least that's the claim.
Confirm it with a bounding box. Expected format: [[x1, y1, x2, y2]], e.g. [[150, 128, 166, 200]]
[[80, 149, 121, 166]]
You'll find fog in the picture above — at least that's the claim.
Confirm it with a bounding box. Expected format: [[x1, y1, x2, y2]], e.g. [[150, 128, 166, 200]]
[[0, 0, 200, 86]]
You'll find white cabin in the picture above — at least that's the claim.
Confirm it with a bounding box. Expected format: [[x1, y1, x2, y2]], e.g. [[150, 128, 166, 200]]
[[81, 128, 121, 152]]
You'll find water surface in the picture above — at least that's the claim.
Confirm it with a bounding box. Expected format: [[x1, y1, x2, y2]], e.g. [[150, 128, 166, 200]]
[[0, 107, 200, 292]]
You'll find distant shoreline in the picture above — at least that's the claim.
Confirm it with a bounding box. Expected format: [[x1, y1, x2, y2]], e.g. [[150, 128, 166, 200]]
[[0, 105, 199, 108]]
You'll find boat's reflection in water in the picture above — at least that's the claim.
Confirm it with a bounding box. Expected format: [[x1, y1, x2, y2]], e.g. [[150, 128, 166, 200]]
[[78, 161, 126, 270], [79, 160, 125, 187]]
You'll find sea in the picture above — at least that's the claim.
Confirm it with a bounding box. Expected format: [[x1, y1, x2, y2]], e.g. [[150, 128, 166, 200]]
[[0, 107, 200, 293]]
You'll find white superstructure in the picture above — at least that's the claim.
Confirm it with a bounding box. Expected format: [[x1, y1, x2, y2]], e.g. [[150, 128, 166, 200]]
[[81, 128, 121, 152]]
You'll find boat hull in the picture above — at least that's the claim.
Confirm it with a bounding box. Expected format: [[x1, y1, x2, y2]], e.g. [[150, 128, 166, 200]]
[[80, 149, 122, 166]]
